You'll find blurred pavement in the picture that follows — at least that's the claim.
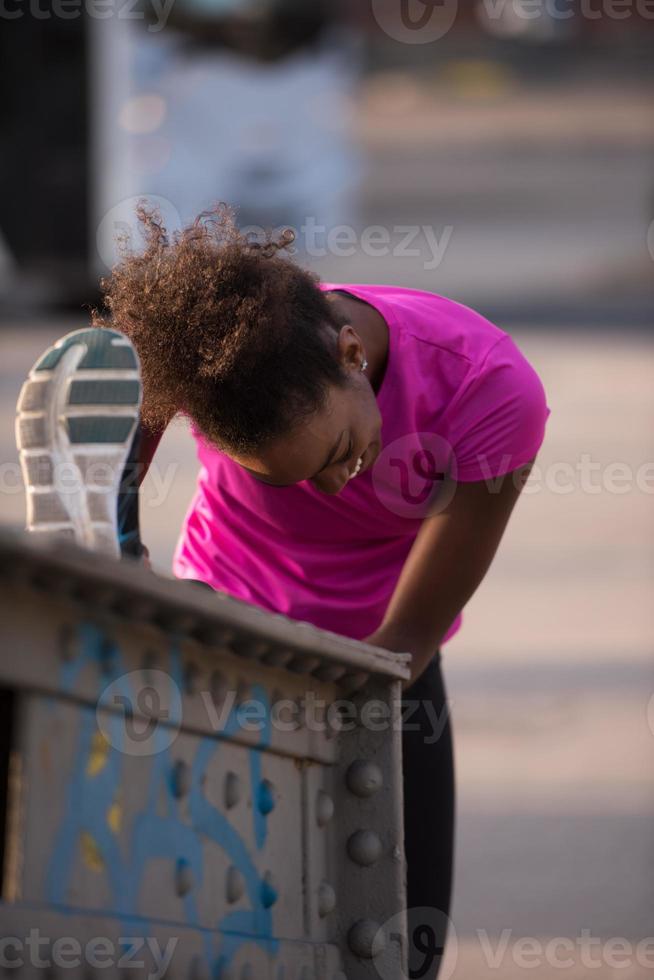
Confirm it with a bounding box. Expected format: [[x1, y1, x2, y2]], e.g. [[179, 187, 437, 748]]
[[307, 72, 654, 325]]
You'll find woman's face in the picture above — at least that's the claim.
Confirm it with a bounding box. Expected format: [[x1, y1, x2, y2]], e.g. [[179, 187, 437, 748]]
[[236, 366, 383, 495]]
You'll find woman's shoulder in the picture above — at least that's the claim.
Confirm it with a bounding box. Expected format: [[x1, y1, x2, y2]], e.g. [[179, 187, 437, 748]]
[[320, 281, 508, 368]]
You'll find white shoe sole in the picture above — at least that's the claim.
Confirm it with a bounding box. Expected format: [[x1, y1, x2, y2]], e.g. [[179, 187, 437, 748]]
[[15, 328, 142, 559]]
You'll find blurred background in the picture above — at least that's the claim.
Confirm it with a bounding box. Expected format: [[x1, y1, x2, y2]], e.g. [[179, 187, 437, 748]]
[[1, 1, 653, 976]]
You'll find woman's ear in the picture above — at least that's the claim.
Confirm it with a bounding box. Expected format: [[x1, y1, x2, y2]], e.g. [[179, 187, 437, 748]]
[[335, 323, 364, 371]]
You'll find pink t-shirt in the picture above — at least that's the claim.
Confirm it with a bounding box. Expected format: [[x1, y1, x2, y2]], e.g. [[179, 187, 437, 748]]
[[173, 283, 551, 646]]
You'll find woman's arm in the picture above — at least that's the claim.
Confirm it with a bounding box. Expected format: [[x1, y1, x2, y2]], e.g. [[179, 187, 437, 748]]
[[119, 422, 169, 562], [136, 424, 166, 487], [364, 458, 536, 687]]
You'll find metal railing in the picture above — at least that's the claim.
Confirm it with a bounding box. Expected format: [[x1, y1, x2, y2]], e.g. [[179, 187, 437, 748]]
[[0, 529, 410, 979]]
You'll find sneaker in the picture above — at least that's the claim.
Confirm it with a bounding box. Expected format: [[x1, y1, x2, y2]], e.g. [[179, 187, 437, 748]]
[[15, 327, 144, 560]]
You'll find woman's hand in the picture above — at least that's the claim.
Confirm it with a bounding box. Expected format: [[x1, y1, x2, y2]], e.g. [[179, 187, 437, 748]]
[[362, 626, 428, 691]]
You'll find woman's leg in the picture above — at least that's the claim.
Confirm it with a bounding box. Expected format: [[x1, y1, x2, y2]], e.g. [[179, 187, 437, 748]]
[[402, 650, 456, 980]]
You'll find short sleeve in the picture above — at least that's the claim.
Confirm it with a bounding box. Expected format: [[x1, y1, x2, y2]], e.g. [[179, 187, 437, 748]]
[[445, 334, 551, 482]]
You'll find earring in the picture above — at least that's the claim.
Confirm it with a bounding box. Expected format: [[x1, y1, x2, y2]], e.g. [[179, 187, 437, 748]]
[[360, 356, 368, 373]]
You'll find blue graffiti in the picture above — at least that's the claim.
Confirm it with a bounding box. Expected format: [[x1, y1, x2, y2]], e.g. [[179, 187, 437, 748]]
[[46, 622, 280, 976]]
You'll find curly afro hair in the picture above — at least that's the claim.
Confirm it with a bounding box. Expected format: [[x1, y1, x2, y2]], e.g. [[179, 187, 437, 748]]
[[92, 202, 349, 455]]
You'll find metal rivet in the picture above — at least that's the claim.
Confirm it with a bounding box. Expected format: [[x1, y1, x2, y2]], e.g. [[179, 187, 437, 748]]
[[315, 664, 348, 682], [98, 636, 115, 676], [288, 654, 321, 674], [260, 870, 278, 908], [90, 586, 118, 610], [257, 778, 275, 815], [224, 771, 241, 809], [327, 703, 349, 738], [127, 597, 158, 622], [339, 671, 369, 694], [271, 692, 295, 728], [171, 759, 191, 798], [347, 919, 385, 959], [312, 699, 327, 730], [316, 790, 334, 827], [142, 650, 158, 679], [45, 966, 61, 980], [233, 637, 268, 659], [175, 857, 193, 896], [226, 866, 245, 903], [196, 624, 234, 648], [188, 954, 210, 980], [347, 829, 382, 867], [161, 611, 197, 634], [184, 662, 201, 695], [58, 623, 77, 662], [317, 880, 337, 917], [263, 649, 294, 668], [210, 669, 228, 705], [3, 933, 23, 976], [346, 760, 383, 798]]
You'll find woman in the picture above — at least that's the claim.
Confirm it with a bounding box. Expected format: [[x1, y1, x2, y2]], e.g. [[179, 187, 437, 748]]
[[17, 205, 550, 978]]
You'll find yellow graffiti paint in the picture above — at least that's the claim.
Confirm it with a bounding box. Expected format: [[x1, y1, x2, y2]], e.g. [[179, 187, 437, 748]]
[[86, 730, 110, 777], [107, 798, 122, 834], [80, 831, 104, 872]]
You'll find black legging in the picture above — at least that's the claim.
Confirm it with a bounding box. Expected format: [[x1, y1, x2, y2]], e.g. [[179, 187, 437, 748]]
[[402, 650, 456, 980]]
